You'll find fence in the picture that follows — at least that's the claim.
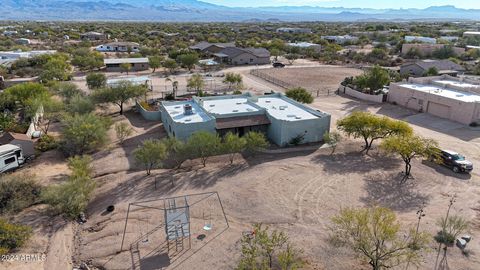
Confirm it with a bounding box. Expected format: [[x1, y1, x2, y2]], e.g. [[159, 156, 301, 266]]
[[250, 69, 336, 96], [250, 69, 294, 89]]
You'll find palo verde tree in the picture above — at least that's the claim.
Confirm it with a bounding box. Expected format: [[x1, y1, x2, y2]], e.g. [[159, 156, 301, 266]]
[[237, 223, 303, 270], [148, 55, 163, 72], [221, 132, 247, 164], [223, 72, 243, 92], [330, 206, 429, 270], [323, 131, 342, 155], [381, 134, 439, 182], [186, 131, 221, 167], [120, 63, 132, 75], [243, 131, 269, 155], [86, 73, 107, 89], [187, 73, 206, 96], [42, 155, 95, 219], [60, 113, 111, 156], [92, 81, 147, 115], [134, 139, 168, 175], [337, 111, 413, 154], [177, 53, 199, 71], [285, 87, 314, 104], [353, 65, 390, 94]]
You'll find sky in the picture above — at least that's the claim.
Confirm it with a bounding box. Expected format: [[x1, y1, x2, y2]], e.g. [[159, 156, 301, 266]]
[[202, 0, 480, 9]]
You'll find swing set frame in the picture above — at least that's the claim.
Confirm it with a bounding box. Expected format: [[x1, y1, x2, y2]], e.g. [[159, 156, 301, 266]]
[[119, 191, 228, 252]]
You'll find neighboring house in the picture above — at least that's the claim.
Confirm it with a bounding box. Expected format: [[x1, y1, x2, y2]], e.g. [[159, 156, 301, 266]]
[[321, 35, 359, 44], [160, 93, 331, 146], [15, 38, 30, 45], [96, 42, 140, 53], [401, 44, 465, 57], [0, 50, 57, 60], [80, 31, 109, 41], [438, 36, 460, 42], [213, 47, 270, 65], [388, 75, 480, 125], [190, 42, 236, 55], [400, 60, 465, 77], [104, 58, 149, 72], [276, 28, 312, 34], [0, 132, 35, 157], [287, 42, 322, 52], [3, 30, 18, 36], [463, 31, 480, 38], [404, 36, 437, 44]]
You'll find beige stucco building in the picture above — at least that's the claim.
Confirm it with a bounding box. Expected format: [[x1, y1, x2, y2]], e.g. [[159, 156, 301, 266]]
[[388, 75, 480, 125]]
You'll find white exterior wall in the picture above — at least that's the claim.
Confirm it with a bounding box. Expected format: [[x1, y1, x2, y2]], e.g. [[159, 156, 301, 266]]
[[388, 83, 479, 125], [341, 86, 385, 103]]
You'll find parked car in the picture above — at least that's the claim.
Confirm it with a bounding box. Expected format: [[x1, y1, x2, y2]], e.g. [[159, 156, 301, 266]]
[[272, 62, 285, 68], [434, 149, 473, 173]]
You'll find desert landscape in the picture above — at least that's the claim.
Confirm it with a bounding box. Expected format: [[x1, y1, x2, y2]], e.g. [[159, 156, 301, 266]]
[[3, 93, 479, 270]]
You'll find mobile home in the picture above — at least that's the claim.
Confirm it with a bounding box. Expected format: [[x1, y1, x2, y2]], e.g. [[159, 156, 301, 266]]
[[0, 144, 25, 173]]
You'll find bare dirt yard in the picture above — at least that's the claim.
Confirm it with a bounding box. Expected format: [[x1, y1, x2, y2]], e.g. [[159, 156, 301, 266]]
[[251, 66, 363, 95], [2, 94, 480, 270]]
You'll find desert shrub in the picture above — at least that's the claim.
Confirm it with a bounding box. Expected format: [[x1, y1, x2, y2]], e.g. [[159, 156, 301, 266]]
[[0, 174, 42, 214], [237, 224, 303, 270], [35, 134, 58, 152], [0, 219, 32, 255], [285, 87, 314, 104], [42, 156, 95, 219], [244, 131, 269, 154], [289, 133, 305, 146], [115, 122, 133, 144]]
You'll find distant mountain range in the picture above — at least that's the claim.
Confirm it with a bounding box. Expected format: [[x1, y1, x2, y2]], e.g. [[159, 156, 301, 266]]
[[2, 1, 480, 22]]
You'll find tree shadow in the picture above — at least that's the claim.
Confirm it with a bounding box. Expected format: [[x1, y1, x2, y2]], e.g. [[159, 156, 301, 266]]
[[360, 172, 430, 212], [312, 150, 402, 175]]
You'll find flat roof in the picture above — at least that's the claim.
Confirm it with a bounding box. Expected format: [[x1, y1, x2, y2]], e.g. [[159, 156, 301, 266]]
[[107, 76, 150, 85], [399, 83, 480, 102], [433, 80, 480, 89], [163, 101, 211, 124], [104, 58, 148, 64], [202, 98, 259, 115], [256, 96, 318, 121], [0, 144, 21, 156]]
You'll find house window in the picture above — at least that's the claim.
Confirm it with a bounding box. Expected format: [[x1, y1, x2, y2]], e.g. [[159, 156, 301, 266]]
[[4, 157, 16, 165], [169, 125, 172, 132], [15, 150, 21, 158], [250, 59, 253, 62]]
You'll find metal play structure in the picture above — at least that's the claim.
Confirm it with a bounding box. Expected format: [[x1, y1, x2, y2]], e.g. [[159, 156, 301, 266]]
[[119, 192, 228, 254]]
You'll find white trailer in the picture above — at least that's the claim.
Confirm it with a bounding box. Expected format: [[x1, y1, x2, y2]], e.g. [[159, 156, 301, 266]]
[[0, 144, 25, 173]]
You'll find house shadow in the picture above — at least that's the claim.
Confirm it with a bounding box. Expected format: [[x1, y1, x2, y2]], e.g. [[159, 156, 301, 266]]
[[421, 160, 472, 181], [312, 151, 402, 175], [244, 148, 319, 167], [339, 98, 480, 142], [360, 172, 430, 212]]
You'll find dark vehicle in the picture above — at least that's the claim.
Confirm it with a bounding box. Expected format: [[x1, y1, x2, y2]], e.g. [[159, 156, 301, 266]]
[[272, 62, 285, 68], [435, 149, 473, 173]]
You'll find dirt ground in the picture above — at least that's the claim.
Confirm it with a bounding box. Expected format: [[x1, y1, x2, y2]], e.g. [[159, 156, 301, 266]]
[[2, 66, 480, 270], [251, 66, 363, 95]]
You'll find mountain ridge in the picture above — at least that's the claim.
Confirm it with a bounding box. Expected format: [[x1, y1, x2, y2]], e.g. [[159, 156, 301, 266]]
[[2, 1, 480, 22]]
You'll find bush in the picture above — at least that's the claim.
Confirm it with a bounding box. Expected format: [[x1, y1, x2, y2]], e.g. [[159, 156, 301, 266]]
[[285, 87, 314, 104], [0, 174, 42, 214], [42, 156, 95, 219], [35, 134, 58, 152], [0, 219, 32, 255]]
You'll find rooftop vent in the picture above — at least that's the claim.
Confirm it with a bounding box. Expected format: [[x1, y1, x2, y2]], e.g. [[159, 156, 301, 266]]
[[209, 104, 215, 107], [265, 100, 271, 103], [232, 109, 239, 112], [174, 106, 181, 109], [236, 102, 242, 105], [279, 106, 287, 110], [184, 119, 191, 122], [183, 104, 194, 115]]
